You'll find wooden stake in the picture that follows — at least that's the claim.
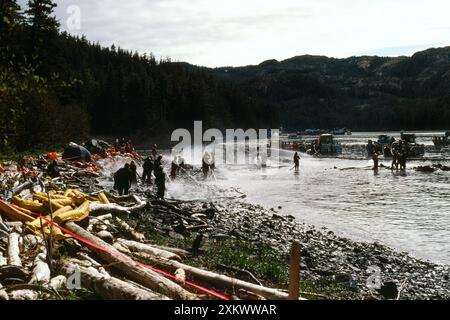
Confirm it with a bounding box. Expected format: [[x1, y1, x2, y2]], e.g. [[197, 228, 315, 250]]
[[288, 240, 300, 300]]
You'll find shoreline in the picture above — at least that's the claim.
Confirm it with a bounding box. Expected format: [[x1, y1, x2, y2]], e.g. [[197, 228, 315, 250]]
[[131, 183, 450, 300], [233, 194, 449, 267], [1, 152, 449, 300]]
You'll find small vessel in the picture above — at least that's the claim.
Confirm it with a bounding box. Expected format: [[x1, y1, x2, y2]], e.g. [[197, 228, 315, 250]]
[[400, 133, 425, 157], [281, 137, 308, 152], [432, 132, 449, 149], [377, 135, 394, 146], [308, 134, 342, 155], [332, 128, 351, 135]]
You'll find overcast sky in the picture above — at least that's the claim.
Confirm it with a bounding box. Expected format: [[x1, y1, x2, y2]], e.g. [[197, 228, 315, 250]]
[[18, 0, 450, 67]]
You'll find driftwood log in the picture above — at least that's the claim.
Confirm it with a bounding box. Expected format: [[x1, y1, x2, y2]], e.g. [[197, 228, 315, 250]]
[[49, 275, 67, 291], [65, 222, 197, 300], [0, 284, 8, 300], [7, 232, 22, 267], [116, 238, 182, 261], [29, 253, 51, 285], [150, 245, 190, 259], [0, 252, 7, 267], [62, 262, 170, 300], [115, 217, 145, 242], [90, 195, 146, 216], [146, 256, 290, 300]]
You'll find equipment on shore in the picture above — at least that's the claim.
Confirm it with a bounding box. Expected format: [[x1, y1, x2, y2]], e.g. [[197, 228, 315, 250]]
[[307, 134, 342, 156]]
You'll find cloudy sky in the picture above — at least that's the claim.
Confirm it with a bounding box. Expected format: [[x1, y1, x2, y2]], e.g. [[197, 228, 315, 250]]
[[18, 0, 450, 67]]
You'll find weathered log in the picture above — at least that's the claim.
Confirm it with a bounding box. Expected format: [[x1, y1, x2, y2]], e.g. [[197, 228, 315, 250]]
[[93, 214, 113, 221], [0, 284, 8, 300], [62, 262, 170, 300], [113, 242, 132, 254], [115, 217, 145, 242], [11, 181, 33, 198], [90, 195, 146, 216], [8, 289, 38, 300], [146, 256, 290, 300], [0, 221, 10, 233], [65, 222, 197, 300], [89, 203, 131, 216], [4, 221, 23, 229], [97, 230, 114, 244], [151, 245, 191, 259], [76, 252, 110, 277], [0, 252, 7, 267], [29, 253, 51, 285], [7, 232, 21, 267], [49, 275, 67, 291], [0, 229, 8, 239], [116, 238, 182, 261]]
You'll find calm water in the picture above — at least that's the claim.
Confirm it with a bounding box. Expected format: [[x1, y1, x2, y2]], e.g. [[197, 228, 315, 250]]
[[202, 132, 450, 264]]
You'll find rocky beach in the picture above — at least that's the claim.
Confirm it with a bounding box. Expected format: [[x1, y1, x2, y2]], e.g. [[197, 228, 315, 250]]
[[126, 176, 450, 300]]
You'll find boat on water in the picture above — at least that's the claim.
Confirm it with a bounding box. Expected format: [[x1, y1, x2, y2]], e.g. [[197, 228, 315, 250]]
[[307, 134, 343, 155], [332, 128, 352, 136], [432, 132, 450, 149], [400, 133, 425, 157], [280, 135, 309, 152], [281, 128, 351, 136]]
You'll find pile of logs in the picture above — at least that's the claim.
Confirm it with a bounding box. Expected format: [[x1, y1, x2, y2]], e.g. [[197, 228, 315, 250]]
[[0, 153, 295, 301], [0, 188, 290, 300]]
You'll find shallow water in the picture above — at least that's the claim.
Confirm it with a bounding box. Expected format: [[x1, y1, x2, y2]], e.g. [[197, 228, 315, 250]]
[[204, 131, 450, 264], [131, 132, 449, 264]]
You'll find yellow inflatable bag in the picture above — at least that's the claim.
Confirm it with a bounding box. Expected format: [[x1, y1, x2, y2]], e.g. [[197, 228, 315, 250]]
[[12, 196, 45, 213], [0, 200, 34, 223], [53, 201, 90, 225], [26, 206, 72, 233], [98, 192, 110, 204]]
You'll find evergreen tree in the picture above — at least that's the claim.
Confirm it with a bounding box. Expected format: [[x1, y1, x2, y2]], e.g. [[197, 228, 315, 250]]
[[24, 0, 59, 71], [0, 0, 22, 61], [0, 0, 21, 32], [25, 0, 58, 33]]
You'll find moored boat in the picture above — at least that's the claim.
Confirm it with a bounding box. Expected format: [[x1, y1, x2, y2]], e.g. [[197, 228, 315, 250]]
[[307, 134, 342, 155]]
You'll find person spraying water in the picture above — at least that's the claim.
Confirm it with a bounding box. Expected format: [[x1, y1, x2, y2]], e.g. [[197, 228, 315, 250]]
[[202, 151, 216, 180], [293, 152, 300, 172]]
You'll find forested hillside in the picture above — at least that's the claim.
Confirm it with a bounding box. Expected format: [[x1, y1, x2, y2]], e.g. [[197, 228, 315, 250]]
[[0, 0, 274, 152], [2, 0, 449, 153], [211, 49, 450, 131]]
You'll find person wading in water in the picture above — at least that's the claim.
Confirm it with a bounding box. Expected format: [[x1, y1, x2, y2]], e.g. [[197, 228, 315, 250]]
[[114, 163, 132, 196], [154, 163, 166, 200], [293, 152, 300, 172], [142, 156, 154, 184]]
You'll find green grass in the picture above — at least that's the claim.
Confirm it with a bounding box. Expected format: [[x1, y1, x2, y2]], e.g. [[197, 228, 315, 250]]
[[128, 217, 361, 300], [190, 239, 289, 287]]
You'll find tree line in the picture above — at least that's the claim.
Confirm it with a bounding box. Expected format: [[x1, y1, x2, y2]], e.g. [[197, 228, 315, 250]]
[[1, 0, 276, 153]]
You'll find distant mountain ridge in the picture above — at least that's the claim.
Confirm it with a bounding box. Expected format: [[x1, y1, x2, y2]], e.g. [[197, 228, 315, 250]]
[[206, 47, 450, 130]]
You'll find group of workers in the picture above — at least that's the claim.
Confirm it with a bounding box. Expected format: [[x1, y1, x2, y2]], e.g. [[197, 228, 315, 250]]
[[366, 139, 408, 171], [113, 138, 136, 154], [112, 144, 217, 200], [113, 144, 165, 198]]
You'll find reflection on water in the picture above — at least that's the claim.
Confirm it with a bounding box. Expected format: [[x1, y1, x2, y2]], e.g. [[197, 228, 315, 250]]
[[208, 132, 450, 264]]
